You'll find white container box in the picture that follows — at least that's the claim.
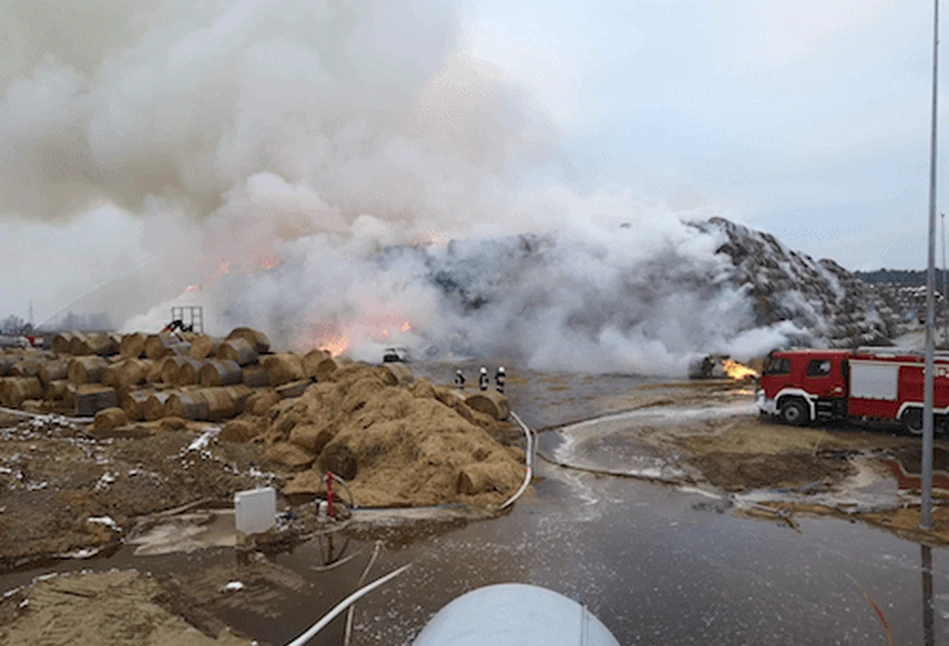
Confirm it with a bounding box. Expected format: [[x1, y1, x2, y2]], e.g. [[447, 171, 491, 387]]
[[234, 487, 276, 535]]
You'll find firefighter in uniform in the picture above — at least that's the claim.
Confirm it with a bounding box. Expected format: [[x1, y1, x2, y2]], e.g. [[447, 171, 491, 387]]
[[478, 367, 489, 391], [455, 369, 466, 390], [495, 366, 506, 394]]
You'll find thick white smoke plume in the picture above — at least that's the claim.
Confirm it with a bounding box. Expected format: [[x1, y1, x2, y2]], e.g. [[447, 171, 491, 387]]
[[1, 0, 797, 375]]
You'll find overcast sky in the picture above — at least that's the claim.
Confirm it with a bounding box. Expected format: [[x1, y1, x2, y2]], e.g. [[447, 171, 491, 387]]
[[0, 0, 946, 322], [467, 0, 940, 270]]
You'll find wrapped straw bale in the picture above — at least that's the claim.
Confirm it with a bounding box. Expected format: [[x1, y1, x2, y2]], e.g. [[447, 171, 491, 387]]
[[0, 377, 43, 407], [216, 338, 258, 366], [464, 391, 511, 421], [176, 358, 202, 386], [143, 392, 173, 421], [242, 364, 270, 388], [276, 379, 311, 399], [82, 333, 119, 357], [10, 359, 42, 378], [144, 334, 175, 359], [313, 355, 352, 382], [43, 379, 68, 402], [223, 385, 252, 413], [67, 356, 109, 385], [145, 360, 164, 384], [38, 359, 68, 386], [160, 356, 192, 384], [189, 335, 222, 361], [122, 389, 154, 421], [261, 353, 304, 387], [51, 332, 78, 355], [379, 362, 414, 386], [0, 355, 20, 377], [165, 391, 209, 421], [113, 359, 150, 389], [94, 407, 128, 432], [220, 418, 266, 443], [247, 389, 281, 415], [456, 462, 520, 495], [73, 385, 118, 417], [68, 332, 92, 356], [302, 349, 328, 379], [197, 387, 239, 422], [200, 359, 243, 387], [119, 333, 147, 359], [226, 327, 271, 353]]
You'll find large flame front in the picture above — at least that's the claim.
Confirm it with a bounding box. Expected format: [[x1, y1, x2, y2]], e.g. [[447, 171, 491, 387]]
[[723, 359, 758, 380]]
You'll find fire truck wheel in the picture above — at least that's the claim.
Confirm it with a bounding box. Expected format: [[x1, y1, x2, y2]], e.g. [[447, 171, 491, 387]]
[[900, 409, 924, 435], [778, 399, 808, 426]]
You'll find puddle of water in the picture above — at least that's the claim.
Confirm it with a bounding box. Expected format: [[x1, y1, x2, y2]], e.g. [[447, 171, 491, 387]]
[[129, 510, 238, 556]]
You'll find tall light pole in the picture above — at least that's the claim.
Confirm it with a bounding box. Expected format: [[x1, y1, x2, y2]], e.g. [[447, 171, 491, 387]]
[[942, 213, 948, 346], [922, 0, 940, 531]]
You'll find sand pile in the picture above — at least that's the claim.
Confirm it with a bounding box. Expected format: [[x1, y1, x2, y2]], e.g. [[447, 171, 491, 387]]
[[258, 363, 526, 508]]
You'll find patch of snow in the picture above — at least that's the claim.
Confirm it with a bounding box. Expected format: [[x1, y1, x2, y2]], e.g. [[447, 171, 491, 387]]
[[87, 516, 119, 530], [221, 581, 245, 592]]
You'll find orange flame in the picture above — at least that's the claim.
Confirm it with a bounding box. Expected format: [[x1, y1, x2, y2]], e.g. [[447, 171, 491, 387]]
[[723, 359, 758, 380], [320, 334, 350, 357], [401, 321, 412, 332]]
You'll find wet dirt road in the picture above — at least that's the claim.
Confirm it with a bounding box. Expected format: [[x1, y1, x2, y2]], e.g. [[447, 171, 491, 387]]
[[2, 372, 948, 645]]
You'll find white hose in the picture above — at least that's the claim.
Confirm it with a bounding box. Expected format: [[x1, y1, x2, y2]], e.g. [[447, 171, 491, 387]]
[[284, 563, 411, 646], [0, 406, 93, 424], [500, 411, 535, 510]]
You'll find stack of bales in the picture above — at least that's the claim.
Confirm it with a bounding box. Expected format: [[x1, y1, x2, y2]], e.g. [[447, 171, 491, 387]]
[[0, 327, 334, 425]]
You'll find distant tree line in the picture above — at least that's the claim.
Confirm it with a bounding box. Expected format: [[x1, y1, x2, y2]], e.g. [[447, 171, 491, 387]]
[[855, 269, 949, 292], [0, 315, 32, 335]]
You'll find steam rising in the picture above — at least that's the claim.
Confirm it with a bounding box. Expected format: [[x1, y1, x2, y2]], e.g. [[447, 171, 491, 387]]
[[2, 0, 798, 375]]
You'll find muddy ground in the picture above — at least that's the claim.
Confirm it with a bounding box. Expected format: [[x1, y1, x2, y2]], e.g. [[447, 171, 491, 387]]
[[2, 371, 948, 644]]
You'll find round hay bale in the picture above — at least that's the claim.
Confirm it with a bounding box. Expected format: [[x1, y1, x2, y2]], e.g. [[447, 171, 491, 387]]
[[216, 338, 258, 366], [302, 349, 328, 379], [242, 364, 271, 388], [261, 353, 304, 386], [196, 387, 239, 422], [143, 392, 173, 421], [314, 355, 352, 382], [113, 359, 150, 389], [378, 362, 414, 386], [43, 379, 68, 402], [100, 363, 121, 388], [175, 358, 203, 386], [160, 356, 191, 384], [220, 418, 265, 443], [276, 379, 311, 399], [73, 385, 118, 416], [119, 333, 147, 359], [0, 355, 20, 377], [264, 442, 315, 469], [94, 407, 128, 432], [160, 416, 188, 431], [84, 333, 119, 357], [67, 356, 109, 385], [68, 332, 92, 356], [165, 391, 209, 421], [10, 359, 42, 378], [145, 360, 164, 384], [247, 389, 281, 415], [464, 391, 511, 421], [189, 335, 223, 361], [38, 359, 69, 386], [144, 334, 175, 359], [318, 443, 358, 481], [122, 389, 154, 421], [456, 462, 519, 495], [0, 377, 43, 407], [289, 423, 334, 455], [200, 359, 243, 387], [222, 385, 252, 413], [226, 327, 271, 354], [51, 332, 78, 355]]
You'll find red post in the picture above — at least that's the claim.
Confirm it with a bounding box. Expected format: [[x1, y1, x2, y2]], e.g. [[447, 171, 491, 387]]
[[326, 471, 334, 520]]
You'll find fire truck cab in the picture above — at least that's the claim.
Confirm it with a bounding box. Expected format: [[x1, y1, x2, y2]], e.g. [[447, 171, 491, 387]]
[[758, 348, 949, 433]]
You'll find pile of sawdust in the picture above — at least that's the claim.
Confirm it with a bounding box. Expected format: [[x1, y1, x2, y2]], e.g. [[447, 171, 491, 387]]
[[0, 571, 252, 645], [259, 363, 526, 508]]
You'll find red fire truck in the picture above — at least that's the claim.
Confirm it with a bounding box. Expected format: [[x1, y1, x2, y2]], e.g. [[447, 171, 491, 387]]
[[757, 348, 949, 434]]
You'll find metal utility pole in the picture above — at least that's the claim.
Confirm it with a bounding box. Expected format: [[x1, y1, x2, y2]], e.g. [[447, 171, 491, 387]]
[[922, 0, 940, 531], [939, 213, 949, 348]]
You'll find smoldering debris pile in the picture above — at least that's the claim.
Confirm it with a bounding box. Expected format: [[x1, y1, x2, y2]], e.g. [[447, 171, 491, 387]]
[[0, 327, 526, 509], [258, 364, 526, 507], [703, 218, 906, 347]]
